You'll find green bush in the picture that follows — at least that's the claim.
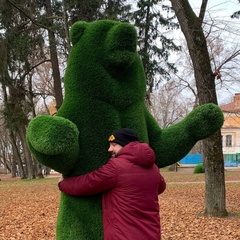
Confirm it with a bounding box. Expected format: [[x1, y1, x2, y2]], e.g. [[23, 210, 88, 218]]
[[194, 163, 205, 173]]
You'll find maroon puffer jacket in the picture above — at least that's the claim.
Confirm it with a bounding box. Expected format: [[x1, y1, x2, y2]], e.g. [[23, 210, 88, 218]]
[[59, 142, 166, 240]]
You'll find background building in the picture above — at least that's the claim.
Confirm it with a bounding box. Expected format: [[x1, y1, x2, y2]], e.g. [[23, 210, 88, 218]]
[[220, 93, 240, 165]]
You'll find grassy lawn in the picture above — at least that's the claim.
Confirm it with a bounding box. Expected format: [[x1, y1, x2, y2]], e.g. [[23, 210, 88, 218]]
[[0, 169, 239, 240]]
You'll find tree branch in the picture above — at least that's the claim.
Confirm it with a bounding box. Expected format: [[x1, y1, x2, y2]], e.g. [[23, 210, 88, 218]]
[[6, 0, 55, 33], [22, 59, 51, 79], [199, 0, 208, 25], [216, 49, 240, 72]]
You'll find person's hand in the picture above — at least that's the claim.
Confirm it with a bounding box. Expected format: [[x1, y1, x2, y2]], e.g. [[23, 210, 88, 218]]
[[58, 175, 64, 189], [58, 175, 64, 183]]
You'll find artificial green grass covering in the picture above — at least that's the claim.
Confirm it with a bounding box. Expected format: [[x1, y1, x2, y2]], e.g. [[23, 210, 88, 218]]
[[26, 115, 79, 174], [26, 20, 224, 240]]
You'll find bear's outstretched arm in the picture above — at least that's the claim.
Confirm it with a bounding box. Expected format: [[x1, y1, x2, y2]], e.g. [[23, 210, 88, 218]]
[[146, 103, 224, 168], [26, 115, 80, 174]]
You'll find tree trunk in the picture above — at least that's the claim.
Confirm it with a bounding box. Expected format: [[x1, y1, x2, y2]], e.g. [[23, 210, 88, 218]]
[[45, 0, 63, 110], [11, 157, 17, 178], [9, 131, 26, 179], [203, 134, 227, 216], [18, 124, 35, 179], [170, 0, 227, 217], [35, 159, 44, 178], [62, 0, 71, 54]]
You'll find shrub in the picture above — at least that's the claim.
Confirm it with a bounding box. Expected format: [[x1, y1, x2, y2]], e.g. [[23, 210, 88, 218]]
[[194, 163, 205, 173]]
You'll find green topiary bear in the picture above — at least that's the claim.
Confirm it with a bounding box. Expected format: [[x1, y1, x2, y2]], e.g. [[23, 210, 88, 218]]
[[26, 20, 224, 240]]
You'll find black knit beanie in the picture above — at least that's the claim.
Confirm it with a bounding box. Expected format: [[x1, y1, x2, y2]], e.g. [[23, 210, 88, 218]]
[[108, 128, 139, 147]]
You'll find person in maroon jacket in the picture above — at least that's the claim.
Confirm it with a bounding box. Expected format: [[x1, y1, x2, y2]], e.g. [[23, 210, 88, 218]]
[[58, 128, 166, 240]]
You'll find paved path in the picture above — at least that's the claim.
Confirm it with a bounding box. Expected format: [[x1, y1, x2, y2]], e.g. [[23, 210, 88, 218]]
[[167, 180, 240, 184], [177, 165, 240, 172]]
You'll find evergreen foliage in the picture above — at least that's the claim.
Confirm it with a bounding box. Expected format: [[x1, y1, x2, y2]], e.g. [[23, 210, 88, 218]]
[[132, 0, 180, 92]]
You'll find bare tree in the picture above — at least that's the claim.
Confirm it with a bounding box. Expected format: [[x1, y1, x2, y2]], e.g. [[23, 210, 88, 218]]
[[42, 0, 63, 110], [170, 0, 227, 217], [172, 31, 240, 106], [150, 80, 194, 128]]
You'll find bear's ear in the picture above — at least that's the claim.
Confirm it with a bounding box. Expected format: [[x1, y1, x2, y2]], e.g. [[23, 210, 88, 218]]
[[70, 21, 88, 46]]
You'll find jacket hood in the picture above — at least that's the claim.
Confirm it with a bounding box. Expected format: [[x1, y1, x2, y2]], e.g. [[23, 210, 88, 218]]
[[117, 142, 155, 168]]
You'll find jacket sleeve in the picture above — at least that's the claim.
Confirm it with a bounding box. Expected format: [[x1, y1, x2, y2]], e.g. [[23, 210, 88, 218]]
[[158, 172, 166, 194], [59, 159, 117, 196]]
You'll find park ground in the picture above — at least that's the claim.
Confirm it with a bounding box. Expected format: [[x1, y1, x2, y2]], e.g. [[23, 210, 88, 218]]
[[0, 168, 239, 240]]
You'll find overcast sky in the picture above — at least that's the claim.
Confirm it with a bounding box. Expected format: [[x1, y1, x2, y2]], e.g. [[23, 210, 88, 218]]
[[190, 0, 239, 17], [183, 0, 240, 103]]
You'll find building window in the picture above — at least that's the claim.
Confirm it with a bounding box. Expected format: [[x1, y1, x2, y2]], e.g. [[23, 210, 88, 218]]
[[226, 135, 232, 147]]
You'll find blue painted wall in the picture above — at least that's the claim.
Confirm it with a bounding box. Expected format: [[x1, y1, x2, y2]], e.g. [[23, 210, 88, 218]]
[[179, 154, 202, 164], [179, 153, 239, 167]]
